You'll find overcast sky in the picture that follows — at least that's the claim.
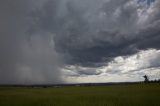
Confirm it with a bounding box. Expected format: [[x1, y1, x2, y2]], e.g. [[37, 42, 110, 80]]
[[0, 0, 160, 84]]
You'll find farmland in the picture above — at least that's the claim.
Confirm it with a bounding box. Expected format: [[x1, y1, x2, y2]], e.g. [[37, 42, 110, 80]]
[[0, 83, 160, 106]]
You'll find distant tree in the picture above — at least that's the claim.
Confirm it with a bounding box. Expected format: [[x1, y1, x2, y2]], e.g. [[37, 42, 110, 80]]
[[158, 79, 160, 82], [143, 75, 149, 83]]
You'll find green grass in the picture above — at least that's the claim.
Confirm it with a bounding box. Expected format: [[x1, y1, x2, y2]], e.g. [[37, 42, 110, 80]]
[[0, 83, 160, 106]]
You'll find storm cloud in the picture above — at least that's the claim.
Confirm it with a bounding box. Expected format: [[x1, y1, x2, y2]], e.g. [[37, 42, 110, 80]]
[[0, 0, 63, 84], [0, 0, 160, 84], [53, 0, 160, 66]]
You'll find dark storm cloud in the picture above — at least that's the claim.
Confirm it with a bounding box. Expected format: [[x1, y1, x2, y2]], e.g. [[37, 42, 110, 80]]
[[0, 0, 63, 84], [0, 0, 160, 84], [51, 0, 160, 67], [28, 0, 160, 67], [135, 20, 160, 49], [0, 0, 29, 84]]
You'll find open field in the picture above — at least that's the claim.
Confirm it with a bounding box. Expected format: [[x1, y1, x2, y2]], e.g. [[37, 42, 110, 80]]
[[0, 83, 160, 106]]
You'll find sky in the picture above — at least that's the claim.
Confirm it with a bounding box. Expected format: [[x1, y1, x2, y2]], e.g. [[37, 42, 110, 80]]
[[0, 0, 160, 84]]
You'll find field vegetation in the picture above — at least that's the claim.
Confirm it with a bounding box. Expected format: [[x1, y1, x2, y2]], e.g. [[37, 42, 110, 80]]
[[0, 83, 160, 106]]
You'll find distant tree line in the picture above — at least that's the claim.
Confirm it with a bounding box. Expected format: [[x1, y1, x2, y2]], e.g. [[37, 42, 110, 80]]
[[143, 75, 160, 83]]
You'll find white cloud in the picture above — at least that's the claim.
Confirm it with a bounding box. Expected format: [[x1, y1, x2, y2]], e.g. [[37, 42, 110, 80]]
[[104, 49, 160, 73], [63, 49, 160, 83]]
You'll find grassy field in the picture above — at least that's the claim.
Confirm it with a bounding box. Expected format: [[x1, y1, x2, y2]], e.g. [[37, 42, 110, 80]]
[[0, 83, 160, 106]]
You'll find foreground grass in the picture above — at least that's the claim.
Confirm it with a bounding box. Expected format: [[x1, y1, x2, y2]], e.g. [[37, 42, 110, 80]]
[[0, 83, 160, 106]]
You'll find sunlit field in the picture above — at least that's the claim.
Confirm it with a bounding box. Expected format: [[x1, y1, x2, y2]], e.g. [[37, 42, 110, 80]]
[[0, 83, 160, 106]]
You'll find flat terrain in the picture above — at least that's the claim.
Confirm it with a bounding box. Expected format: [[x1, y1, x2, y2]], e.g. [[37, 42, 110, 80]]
[[0, 83, 160, 106]]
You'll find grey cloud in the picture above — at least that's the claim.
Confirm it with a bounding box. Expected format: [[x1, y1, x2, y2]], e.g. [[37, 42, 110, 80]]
[[0, 0, 160, 84], [0, 0, 63, 84], [31, 0, 137, 67], [103, 49, 160, 76], [52, 0, 160, 67], [76, 68, 102, 76], [63, 66, 102, 77]]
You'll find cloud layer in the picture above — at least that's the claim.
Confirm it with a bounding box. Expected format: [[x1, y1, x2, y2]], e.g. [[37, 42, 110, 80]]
[[53, 0, 160, 66], [0, 0, 63, 84], [0, 0, 160, 84], [64, 49, 160, 83]]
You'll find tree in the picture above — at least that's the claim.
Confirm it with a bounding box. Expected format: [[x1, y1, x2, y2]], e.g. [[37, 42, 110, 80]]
[[143, 75, 149, 83]]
